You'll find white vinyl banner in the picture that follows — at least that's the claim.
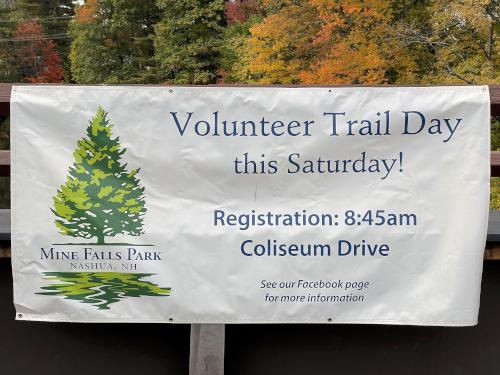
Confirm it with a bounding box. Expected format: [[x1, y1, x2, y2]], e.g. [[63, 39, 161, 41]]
[[11, 86, 490, 325]]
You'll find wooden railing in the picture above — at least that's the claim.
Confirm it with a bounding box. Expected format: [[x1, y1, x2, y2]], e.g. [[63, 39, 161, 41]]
[[0, 83, 498, 260]]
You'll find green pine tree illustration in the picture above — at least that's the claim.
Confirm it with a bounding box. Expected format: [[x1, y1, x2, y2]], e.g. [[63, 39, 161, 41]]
[[52, 107, 146, 245]]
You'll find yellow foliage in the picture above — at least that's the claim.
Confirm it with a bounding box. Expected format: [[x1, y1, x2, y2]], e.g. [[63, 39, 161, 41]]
[[492, 178, 500, 210], [408, 0, 498, 84], [240, 3, 321, 83]]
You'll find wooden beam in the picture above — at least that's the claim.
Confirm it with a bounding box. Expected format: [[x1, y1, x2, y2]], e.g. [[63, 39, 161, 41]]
[[0, 84, 499, 116], [0, 246, 10, 258], [488, 210, 500, 243], [0, 150, 9, 177], [0, 83, 11, 117], [485, 244, 500, 260], [491, 85, 500, 117], [4, 245, 500, 261], [492, 152, 500, 177]]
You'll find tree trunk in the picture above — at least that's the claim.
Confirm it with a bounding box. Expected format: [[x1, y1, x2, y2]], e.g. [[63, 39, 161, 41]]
[[96, 233, 105, 245]]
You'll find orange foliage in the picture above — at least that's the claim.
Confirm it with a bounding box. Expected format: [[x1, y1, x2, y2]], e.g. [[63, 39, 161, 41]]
[[235, 0, 418, 84], [301, 0, 412, 84], [14, 20, 64, 83], [310, 0, 387, 44], [303, 43, 387, 84], [75, 0, 100, 24]]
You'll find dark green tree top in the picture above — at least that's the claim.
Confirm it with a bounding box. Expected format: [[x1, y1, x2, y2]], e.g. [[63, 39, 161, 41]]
[[154, 0, 226, 84]]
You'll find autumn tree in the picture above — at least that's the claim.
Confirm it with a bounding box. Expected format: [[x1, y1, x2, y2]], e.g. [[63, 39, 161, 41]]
[[300, 0, 418, 84], [69, 0, 160, 83], [226, 0, 261, 24], [395, 0, 499, 84], [7, 1, 74, 43], [0, 0, 73, 82], [220, 0, 263, 83], [7, 0, 74, 81], [13, 19, 64, 82], [154, 0, 226, 84], [230, 0, 320, 83]]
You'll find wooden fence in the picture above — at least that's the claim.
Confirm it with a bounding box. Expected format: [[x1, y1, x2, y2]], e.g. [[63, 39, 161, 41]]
[[0, 84, 499, 375]]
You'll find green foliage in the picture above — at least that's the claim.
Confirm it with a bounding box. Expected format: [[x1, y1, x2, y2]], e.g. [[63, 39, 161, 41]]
[[220, 15, 261, 83], [0, 8, 19, 83], [491, 178, 500, 210], [52, 107, 146, 244], [69, 0, 160, 83], [0, 116, 9, 149], [154, 0, 226, 84], [0, 177, 9, 209], [0, 2, 22, 82]]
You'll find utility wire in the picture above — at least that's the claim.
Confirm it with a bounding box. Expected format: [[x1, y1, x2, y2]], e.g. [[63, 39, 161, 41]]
[[0, 34, 70, 42], [0, 53, 64, 61], [0, 16, 74, 23]]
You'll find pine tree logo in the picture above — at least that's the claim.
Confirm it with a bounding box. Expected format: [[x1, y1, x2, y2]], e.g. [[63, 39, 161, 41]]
[[52, 107, 146, 245]]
